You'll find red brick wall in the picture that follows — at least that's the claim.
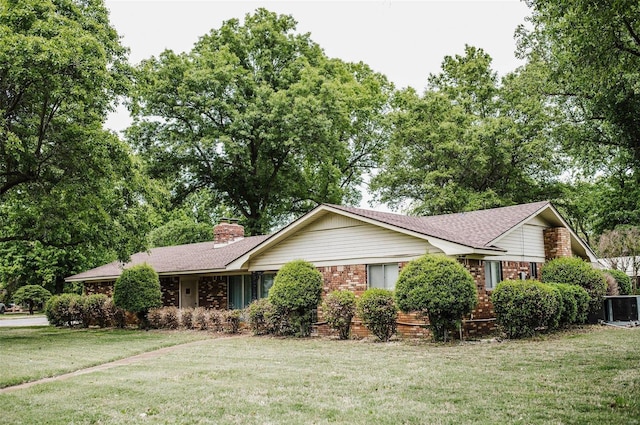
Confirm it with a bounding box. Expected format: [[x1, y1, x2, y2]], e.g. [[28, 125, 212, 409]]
[[160, 276, 179, 307], [198, 276, 227, 309], [544, 227, 572, 260], [213, 223, 244, 244]]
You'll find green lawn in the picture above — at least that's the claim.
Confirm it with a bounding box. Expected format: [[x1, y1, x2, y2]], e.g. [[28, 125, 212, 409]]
[[0, 327, 211, 388], [0, 327, 639, 424]]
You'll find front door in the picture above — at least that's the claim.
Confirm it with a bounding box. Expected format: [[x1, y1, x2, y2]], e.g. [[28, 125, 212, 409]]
[[180, 277, 198, 308]]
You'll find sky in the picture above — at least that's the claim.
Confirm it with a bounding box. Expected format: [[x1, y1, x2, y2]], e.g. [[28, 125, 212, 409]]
[[104, 0, 531, 132], [103, 0, 532, 210]]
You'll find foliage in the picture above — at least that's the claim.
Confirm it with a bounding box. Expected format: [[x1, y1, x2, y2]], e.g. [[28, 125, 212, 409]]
[[45, 293, 81, 327], [269, 260, 323, 337], [371, 45, 560, 215], [491, 280, 560, 338], [148, 219, 213, 248], [604, 273, 620, 297], [0, 0, 154, 295], [162, 307, 180, 330], [394, 255, 477, 341], [551, 283, 578, 328], [113, 264, 162, 328], [180, 307, 195, 329], [540, 257, 607, 315], [193, 307, 209, 330], [129, 9, 392, 234], [322, 290, 356, 340], [598, 226, 640, 292], [604, 269, 633, 296], [12, 285, 52, 315], [519, 1, 640, 232], [246, 298, 276, 336], [356, 289, 398, 342], [78, 294, 110, 328], [221, 309, 242, 334]]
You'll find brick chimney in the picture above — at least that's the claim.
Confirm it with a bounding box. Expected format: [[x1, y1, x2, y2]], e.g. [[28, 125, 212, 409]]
[[543, 227, 572, 261], [213, 219, 244, 245]]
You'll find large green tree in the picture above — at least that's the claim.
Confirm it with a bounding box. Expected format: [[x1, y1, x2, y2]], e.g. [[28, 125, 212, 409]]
[[0, 0, 153, 295], [129, 9, 391, 234], [371, 46, 561, 215], [519, 0, 640, 230]]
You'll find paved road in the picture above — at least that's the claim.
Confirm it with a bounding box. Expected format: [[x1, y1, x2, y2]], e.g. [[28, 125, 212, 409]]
[[0, 316, 49, 327]]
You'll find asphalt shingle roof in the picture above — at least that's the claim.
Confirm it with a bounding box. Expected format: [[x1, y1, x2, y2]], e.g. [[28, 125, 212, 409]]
[[326, 201, 551, 249], [67, 235, 269, 281]]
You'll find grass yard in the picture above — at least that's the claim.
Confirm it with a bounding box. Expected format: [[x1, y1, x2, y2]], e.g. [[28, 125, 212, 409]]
[[0, 327, 211, 388], [0, 326, 639, 424]]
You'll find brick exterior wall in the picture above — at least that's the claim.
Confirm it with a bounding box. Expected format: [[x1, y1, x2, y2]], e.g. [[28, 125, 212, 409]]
[[198, 276, 227, 309], [84, 281, 115, 297], [160, 276, 179, 307], [544, 227, 572, 260]]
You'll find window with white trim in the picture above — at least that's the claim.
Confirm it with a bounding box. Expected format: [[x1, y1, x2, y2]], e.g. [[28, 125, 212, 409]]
[[368, 263, 399, 290], [484, 261, 502, 290]]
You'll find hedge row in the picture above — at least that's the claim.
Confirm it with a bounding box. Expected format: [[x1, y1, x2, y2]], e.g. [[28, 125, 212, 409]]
[[148, 307, 242, 333], [492, 280, 589, 339], [45, 294, 127, 328]]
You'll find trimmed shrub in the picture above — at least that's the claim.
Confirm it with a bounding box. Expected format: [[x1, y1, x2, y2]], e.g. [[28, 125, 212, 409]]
[[552, 283, 579, 327], [12, 285, 52, 315], [163, 306, 180, 329], [194, 307, 209, 330], [44, 295, 63, 326], [57, 293, 82, 327], [357, 289, 398, 342], [568, 284, 590, 324], [322, 290, 356, 340], [491, 280, 560, 339], [79, 294, 110, 328], [209, 309, 223, 332], [104, 298, 126, 328], [604, 269, 632, 295], [395, 255, 477, 341], [113, 263, 162, 329], [222, 309, 241, 333], [148, 308, 163, 329], [541, 257, 607, 315], [604, 273, 619, 296], [181, 308, 195, 329], [269, 260, 323, 337], [246, 298, 275, 335]]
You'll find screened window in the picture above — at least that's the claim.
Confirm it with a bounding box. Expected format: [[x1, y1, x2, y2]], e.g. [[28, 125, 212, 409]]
[[529, 262, 538, 279], [485, 261, 502, 290], [368, 263, 399, 290], [260, 273, 275, 298]]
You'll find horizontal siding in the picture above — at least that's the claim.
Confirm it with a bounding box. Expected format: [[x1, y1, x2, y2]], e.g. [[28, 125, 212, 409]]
[[250, 215, 438, 270], [491, 224, 546, 262]]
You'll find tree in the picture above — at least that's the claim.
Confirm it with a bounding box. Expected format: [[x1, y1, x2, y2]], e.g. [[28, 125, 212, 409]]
[[148, 219, 213, 248], [268, 259, 322, 337], [370, 46, 561, 215], [519, 1, 640, 230], [395, 255, 477, 341], [113, 264, 162, 328], [12, 285, 52, 315], [0, 0, 154, 295], [129, 9, 392, 234], [598, 226, 640, 293]]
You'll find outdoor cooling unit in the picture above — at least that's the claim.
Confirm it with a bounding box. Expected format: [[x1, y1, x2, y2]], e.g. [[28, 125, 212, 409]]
[[603, 295, 640, 323]]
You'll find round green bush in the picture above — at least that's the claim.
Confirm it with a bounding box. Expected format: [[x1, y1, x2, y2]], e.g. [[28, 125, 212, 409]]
[[44, 293, 82, 327], [567, 284, 590, 324], [357, 288, 398, 342], [491, 280, 560, 339], [551, 283, 578, 327], [541, 257, 607, 315], [604, 269, 632, 295], [322, 290, 356, 340], [246, 298, 277, 335], [12, 285, 52, 315], [113, 263, 162, 328], [269, 260, 323, 337], [395, 255, 477, 341]]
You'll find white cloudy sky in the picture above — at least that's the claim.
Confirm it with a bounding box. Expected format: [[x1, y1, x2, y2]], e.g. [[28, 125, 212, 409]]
[[104, 0, 531, 132]]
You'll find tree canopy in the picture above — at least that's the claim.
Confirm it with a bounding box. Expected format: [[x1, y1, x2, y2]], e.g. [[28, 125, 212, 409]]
[[370, 46, 561, 215], [0, 0, 154, 295], [129, 9, 392, 234]]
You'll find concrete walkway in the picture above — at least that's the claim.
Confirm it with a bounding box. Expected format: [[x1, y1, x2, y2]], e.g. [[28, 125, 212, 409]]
[[0, 337, 223, 394]]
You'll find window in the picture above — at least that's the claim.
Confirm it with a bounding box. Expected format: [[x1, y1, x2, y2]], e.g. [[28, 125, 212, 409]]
[[260, 273, 275, 298], [228, 275, 252, 309], [485, 261, 502, 290], [368, 263, 399, 290], [529, 262, 538, 279]]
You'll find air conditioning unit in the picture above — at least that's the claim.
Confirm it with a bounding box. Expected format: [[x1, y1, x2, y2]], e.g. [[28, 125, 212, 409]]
[[603, 295, 640, 322]]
